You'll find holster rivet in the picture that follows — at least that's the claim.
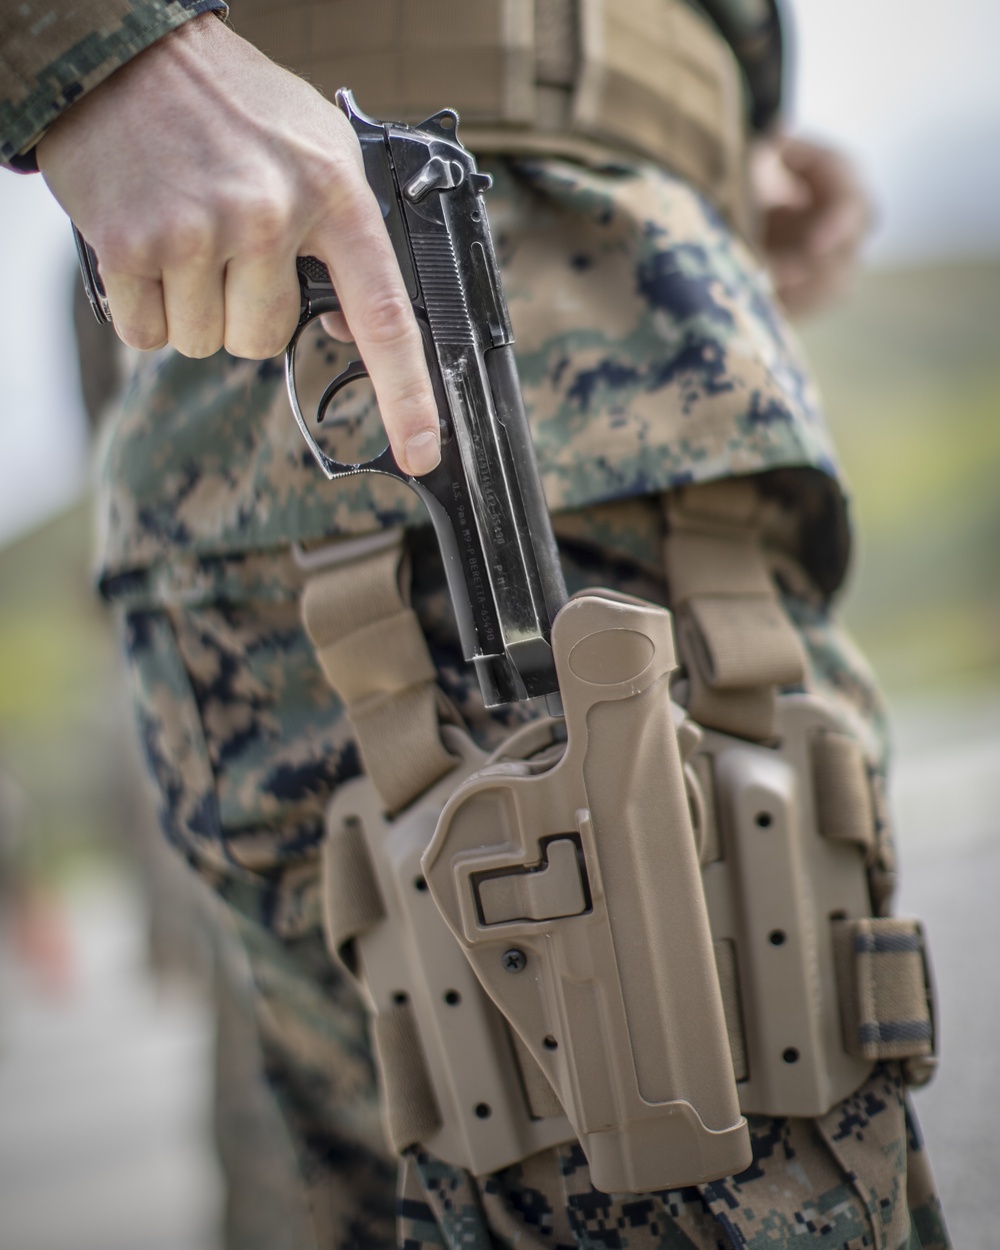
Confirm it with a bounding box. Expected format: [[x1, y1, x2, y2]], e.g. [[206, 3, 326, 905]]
[[502, 948, 527, 973]]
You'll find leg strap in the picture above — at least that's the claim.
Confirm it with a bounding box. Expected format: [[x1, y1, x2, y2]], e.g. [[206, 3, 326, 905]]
[[833, 917, 936, 1084], [300, 535, 458, 815], [664, 478, 807, 741]]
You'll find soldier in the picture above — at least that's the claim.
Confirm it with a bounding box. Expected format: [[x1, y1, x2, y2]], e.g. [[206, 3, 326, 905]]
[[3, 4, 950, 1248]]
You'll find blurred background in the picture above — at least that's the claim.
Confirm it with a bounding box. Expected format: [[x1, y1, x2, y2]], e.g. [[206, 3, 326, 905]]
[[1, 1, 998, 1246]]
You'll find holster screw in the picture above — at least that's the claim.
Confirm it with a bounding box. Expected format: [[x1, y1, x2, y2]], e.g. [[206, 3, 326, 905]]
[[502, 948, 526, 973]]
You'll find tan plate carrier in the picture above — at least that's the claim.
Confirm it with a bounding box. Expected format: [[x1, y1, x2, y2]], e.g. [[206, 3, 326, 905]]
[[301, 483, 937, 1195], [231, 0, 752, 233]]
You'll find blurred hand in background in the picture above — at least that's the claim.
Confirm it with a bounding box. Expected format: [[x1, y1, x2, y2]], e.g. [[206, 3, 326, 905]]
[[752, 134, 873, 317]]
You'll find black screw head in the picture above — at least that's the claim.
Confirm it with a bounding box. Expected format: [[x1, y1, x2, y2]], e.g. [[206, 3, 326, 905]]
[[502, 948, 526, 973]]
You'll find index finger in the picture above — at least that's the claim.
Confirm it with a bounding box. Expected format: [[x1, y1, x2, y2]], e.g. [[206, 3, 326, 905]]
[[310, 173, 441, 478]]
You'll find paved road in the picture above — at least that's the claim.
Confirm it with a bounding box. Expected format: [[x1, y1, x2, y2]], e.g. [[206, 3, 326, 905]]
[[890, 689, 1000, 1249], [0, 875, 222, 1250]]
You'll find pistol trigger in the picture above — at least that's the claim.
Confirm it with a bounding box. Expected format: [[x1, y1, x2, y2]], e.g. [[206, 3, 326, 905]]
[[317, 358, 369, 425]]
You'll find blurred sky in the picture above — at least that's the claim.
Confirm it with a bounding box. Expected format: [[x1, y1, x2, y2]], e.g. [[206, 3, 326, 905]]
[[1, 0, 999, 546]]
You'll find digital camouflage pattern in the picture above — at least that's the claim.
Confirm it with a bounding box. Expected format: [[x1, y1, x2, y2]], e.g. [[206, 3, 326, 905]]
[[400, 1065, 949, 1249], [97, 156, 845, 593], [0, 0, 227, 164]]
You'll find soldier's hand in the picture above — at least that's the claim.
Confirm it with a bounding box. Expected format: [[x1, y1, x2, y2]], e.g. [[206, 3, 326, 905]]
[[37, 13, 441, 476], [751, 135, 872, 318]]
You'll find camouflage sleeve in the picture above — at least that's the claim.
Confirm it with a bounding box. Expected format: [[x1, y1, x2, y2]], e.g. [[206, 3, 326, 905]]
[[0, 0, 229, 169]]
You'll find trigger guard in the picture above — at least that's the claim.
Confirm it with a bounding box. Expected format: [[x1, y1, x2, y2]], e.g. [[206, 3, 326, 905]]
[[284, 319, 404, 482]]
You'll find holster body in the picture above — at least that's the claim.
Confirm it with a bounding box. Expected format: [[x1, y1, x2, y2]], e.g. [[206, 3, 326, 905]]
[[423, 592, 750, 1192], [305, 498, 936, 1194]]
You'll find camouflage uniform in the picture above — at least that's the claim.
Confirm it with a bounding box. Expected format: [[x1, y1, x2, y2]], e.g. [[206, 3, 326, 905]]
[[2, 7, 951, 1249]]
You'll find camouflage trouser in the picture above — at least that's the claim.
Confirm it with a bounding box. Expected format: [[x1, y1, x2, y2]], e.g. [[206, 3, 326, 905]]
[[122, 491, 951, 1250]]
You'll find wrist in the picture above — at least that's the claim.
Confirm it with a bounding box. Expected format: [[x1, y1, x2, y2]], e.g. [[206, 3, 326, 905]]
[[35, 8, 230, 173]]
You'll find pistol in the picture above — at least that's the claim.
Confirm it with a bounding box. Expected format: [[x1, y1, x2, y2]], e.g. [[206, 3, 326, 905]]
[[288, 91, 569, 709], [74, 88, 566, 712]]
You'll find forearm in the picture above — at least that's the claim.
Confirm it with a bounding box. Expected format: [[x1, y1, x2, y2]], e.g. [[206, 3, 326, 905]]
[[0, 0, 227, 169]]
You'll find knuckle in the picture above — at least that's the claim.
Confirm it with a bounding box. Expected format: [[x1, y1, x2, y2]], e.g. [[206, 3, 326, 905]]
[[391, 365, 435, 410], [159, 213, 216, 268], [224, 324, 286, 360], [309, 152, 362, 204], [166, 303, 224, 358], [356, 287, 416, 347], [225, 337, 282, 361], [316, 166, 377, 237], [225, 288, 299, 360], [115, 320, 167, 352], [178, 339, 222, 360], [234, 194, 293, 258], [97, 226, 153, 275]]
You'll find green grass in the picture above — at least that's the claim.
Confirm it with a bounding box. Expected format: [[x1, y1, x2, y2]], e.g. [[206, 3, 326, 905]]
[[800, 257, 1000, 694], [0, 503, 130, 878]]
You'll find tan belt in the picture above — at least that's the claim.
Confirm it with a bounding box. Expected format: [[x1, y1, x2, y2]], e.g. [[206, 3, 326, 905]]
[[230, 0, 751, 232]]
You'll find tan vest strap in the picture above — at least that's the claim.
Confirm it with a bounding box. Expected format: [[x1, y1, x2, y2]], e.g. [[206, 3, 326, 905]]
[[832, 917, 936, 1068], [372, 1000, 444, 1153], [320, 815, 386, 973], [664, 480, 807, 741], [811, 732, 877, 857], [301, 540, 457, 815]]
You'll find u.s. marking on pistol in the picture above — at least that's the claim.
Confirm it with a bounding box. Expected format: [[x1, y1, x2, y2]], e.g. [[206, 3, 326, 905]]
[[74, 90, 566, 711]]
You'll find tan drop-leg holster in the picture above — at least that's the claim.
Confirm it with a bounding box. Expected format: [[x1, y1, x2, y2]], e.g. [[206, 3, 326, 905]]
[[300, 481, 936, 1195]]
